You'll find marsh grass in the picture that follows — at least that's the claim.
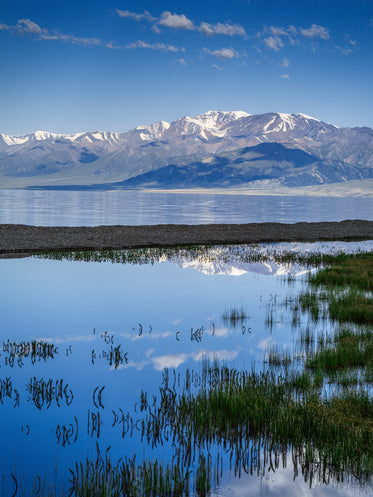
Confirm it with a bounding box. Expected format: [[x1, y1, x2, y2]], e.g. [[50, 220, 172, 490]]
[[306, 327, 373, 374], [221, 306, 248, 327], [300, 253, 373, 325], [310, 252, 373, 291], [2, 339, 58, 366], [296, 253, 373, 385], [267, 346, 292, 367], [34, 244, 370, 270], [328, 291, 373, 324], [66, 443, 218, 497], [140, 363, 373, 484]]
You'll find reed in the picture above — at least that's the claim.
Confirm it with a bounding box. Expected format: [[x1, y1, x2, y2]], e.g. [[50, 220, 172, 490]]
[[221, 306, 248, 327]]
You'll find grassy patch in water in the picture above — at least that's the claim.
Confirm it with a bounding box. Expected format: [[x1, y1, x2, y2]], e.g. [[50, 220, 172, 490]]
[[310, 252, 373, 291], [299, 253, 373, 326], [179, 372, 373, 474], [221, 306, 248, 327], [328, 291, 373, 325], [139, 363, 373, 483], [306, 327, 373, 373]]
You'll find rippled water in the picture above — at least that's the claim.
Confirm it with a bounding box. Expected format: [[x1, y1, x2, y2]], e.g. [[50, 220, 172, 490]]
[[0, 189, 372, 225], [1, 241, 372, 496]]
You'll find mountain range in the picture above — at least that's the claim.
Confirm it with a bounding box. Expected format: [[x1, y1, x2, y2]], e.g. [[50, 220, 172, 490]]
[[1, 111, 373, 191]]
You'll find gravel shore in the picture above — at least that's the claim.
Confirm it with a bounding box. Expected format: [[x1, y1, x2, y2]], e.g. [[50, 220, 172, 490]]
[[0, 220, 372, 257]]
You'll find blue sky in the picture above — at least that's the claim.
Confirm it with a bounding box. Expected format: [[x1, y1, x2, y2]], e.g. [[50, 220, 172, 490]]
[[1, 0, 372, 135]]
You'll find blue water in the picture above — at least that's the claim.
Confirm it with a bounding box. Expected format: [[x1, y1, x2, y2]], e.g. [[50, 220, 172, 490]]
[[1, 243, 372, 496], [0, 189, 372, 225]]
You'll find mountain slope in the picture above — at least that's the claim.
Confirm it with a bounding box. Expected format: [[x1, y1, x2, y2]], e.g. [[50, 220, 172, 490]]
[[0, 111, 372, 189], [116, 143, 370, 189]]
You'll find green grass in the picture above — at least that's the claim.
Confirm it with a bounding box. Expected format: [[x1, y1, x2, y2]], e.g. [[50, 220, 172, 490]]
[[299, 253, 373, 326], [142, 363, 373, 482], [328, 291, 373, 325], [310, 252, 373, 291], [306, 327, 373, 374], [267, 346, 292, 367]]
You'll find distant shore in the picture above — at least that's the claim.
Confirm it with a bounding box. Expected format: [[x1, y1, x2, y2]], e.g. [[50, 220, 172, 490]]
[[0, 220, 372, 257], [1, 179, 373, 197]]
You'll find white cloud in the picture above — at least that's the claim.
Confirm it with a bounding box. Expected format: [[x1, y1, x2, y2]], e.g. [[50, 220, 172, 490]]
[[258, 337, 276, 351], [279, 57, 290, 67], [159, 11, 195, 30], [300, 24, 330, 40], [1, 17, 185, 54], [151, 24, 162, 34], [264, 36, 283, 51], [192, 349, 239, 362], [17, 18, 43, 34], [114, 359, 150, 371], [1, 18, 118, 48], [261, 23, 331, 52], [125, 40, 181, 52], [115, 9, 156, 22], [336, 46, 352, 55], [199, 22, 246, 37], [177, 58, 187, 66], [152, 353, 189, 371], [269, 26, 287, 37], [212, 64, 222, 70], [204, 47, 237, 60], [115, 8, 246, 38], [118, 331, 172, 341], [53, 33, 105, 47], [281, 74, 290, 79]]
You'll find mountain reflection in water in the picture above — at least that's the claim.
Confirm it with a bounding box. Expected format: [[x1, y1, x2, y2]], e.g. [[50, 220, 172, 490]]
[[0, 240, 372, 496]]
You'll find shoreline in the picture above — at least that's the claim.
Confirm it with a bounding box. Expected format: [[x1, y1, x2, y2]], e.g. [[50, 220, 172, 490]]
[[1, 179, 373, 197], [1, 220, 373, 257]]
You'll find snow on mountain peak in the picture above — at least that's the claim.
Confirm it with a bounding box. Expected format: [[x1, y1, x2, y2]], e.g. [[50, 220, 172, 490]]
[[32, 130, 60, 141], [193, 110, 250, 128], [296, 113, 320, 122], [260, 112, 336, 134], [1, 110, 342, 150], [0, 130, 61, 146], [163, 110, 252, 140], [135, 120, 171, 141]]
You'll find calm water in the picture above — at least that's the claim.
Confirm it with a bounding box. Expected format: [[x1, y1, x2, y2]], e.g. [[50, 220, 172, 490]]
[[1, 241, 372, 496], [0, 189, 372, 225]]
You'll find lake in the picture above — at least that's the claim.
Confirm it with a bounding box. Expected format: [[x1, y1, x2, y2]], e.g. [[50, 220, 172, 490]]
[[1, 240, 373, 496], [1, 189, 372, 495], [0, 189, 373, 225]]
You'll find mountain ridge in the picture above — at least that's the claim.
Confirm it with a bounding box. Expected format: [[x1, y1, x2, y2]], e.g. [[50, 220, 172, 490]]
[[1, 111, 372, 191]]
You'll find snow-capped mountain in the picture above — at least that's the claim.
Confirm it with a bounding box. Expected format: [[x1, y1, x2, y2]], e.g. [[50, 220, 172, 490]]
[[0, 111, 372, 189]]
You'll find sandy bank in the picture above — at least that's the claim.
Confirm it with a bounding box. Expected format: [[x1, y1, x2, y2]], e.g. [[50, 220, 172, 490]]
[[0, 221, 372, 257]]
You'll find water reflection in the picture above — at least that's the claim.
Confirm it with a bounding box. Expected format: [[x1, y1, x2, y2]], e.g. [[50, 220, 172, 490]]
[[1, 189, 373, 226], [2, 339, 58, 367], [35, 239, 373, 276], [0, 242, 372, 496]]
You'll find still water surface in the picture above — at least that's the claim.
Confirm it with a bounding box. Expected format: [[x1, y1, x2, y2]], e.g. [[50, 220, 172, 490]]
[[0, 189, 372, 225], [1, 241, 372, 496]]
